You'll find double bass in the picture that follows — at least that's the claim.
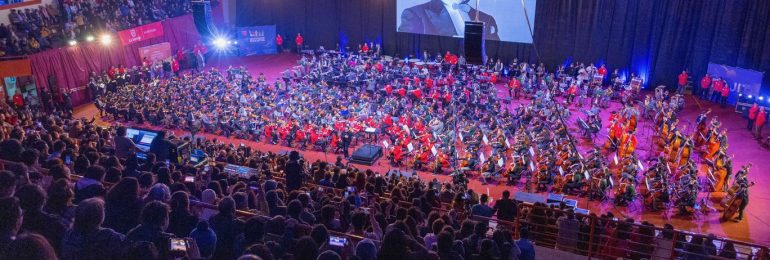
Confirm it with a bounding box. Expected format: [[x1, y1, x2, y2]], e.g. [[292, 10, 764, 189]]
[[721, 181, 755, 221]]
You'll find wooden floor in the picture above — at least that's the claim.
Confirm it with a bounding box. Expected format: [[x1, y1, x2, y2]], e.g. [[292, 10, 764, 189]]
[[73, 53, 770, 246]]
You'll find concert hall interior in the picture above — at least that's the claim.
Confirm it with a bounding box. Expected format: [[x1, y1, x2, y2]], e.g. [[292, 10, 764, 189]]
[[2, 0, 770, 259]]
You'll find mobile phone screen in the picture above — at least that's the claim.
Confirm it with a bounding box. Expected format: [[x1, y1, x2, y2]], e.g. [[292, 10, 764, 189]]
[[329, 236, 346, 247], [170, 238, 187, 252], [184, 176, 195, 182]]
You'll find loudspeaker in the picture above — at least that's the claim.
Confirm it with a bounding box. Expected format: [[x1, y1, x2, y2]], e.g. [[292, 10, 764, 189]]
[[464, 21, 485, 65], [192, 0, 213, 38]]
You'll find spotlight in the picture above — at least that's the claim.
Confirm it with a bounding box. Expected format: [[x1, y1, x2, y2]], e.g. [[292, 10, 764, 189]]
[[749, 95, 753, 99], [739, 93, 743, 97], [213, 37, 228, 49], [100, 34, 112, 45], [85, 35, 95, 42], [760, 96, 765, 101], [68, 40, 77, 46], [233, 41, 238, 45]]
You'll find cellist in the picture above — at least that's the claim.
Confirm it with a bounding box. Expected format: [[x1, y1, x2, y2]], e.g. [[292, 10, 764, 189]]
[[694, 109, 711, 147], [618, 129, 637, 159]]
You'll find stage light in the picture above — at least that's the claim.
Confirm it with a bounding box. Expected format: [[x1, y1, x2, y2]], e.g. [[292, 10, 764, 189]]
[[234, 41, 238, 45], [85, 35, 95, 42], [100, 34, 112, 45], [749, 95, 753, 99], [68, 40, 77, 46], [760, 96, 765, 101], [739, 93, 743, 97], [213, 37, 229, 49]]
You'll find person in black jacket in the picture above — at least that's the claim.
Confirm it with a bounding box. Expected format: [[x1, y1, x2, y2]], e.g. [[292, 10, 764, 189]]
[[285, 151, 305, 192], [209, 197, 245, 260], [492, 190, 517, 222], [149, 130, 172, 162]]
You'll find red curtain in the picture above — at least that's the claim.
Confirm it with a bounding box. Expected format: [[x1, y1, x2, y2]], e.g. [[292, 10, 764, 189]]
[[29, 14, 202, 107]]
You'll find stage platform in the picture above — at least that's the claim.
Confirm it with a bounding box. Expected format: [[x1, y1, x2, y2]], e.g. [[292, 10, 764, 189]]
[[73, 53, 770, 245]]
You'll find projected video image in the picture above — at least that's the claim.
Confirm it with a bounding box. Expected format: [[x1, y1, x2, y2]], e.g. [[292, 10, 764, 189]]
[[396, 0, 536, 43]]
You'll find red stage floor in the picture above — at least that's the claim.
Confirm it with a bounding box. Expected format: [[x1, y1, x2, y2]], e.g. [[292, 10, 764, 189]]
[[74, 53, 770, 245]]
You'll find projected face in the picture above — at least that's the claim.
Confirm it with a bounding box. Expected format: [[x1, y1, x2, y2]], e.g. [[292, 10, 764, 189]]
[[397, 0, 537, 43]]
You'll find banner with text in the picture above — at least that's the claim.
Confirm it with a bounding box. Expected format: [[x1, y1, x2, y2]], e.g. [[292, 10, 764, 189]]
[[138, 42, 172, 63], [236, 25, 276, 56], [118, 22, 165, 45], [707, 63, 764, 104]]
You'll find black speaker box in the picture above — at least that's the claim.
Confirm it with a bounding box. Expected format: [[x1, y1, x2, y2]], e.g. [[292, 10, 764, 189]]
[[464, 21, 486, 65], [192, 0, 213, 38]]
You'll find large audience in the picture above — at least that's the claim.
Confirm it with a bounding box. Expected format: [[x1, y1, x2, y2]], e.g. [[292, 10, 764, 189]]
[[0, 0, 194, 57]]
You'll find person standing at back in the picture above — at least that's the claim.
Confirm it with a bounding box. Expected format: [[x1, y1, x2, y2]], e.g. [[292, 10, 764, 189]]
[[492, 190, 517, 222]]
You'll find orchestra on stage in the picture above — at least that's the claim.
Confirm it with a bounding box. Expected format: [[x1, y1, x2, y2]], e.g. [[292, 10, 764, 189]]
[[93, 44, 753, 221]]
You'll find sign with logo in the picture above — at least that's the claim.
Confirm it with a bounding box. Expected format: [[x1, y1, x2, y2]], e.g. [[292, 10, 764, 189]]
[[138, 42, 172, 63], [118, 22, 165, 45], [236, 25, 277, 56], [707, 63, 764, 104]]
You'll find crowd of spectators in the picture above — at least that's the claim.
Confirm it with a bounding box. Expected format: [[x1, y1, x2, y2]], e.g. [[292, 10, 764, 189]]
[[1, 0, 195, 57], [0, 90, 755, 259]]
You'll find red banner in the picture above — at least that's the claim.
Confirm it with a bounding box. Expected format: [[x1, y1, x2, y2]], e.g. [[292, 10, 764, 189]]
[[117, 22, 164, 45], [138, 42, 172, 63]]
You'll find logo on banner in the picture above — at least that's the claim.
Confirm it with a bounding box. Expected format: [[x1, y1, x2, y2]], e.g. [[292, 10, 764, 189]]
[[130, 29, 137, 37]]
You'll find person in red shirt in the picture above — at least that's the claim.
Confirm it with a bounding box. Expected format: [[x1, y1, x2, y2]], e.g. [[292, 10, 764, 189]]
[[566, 83, 578, 103], [384, 84, 393, 95], [508, 77, 521, 98], [107, 66, 116, 79], [295, 33, 304, 53], [755, 107, 767, 139], [411, 88, 423, 101], [12, 91, 24, 109], [748, 103, 759, 130], [275, 34, 283, 53], [397, 88, 407, 97], [597, 65, 607, 77], [700, 74, 712, 99], [171, 58, 180, 77], [711, 78, 723, 103], [361, 43, 369, 53], [677, 71, 688, 94], [719, 81, 730, 106]]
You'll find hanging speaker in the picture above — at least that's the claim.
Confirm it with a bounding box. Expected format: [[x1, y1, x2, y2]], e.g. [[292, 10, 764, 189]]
[[464, 21, 485, 65], [192, 0, 213, 38]]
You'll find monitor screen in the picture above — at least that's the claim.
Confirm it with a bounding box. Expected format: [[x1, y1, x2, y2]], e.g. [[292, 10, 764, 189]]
[[139, 133, 156, 145], [126, 129, 140, 139]]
